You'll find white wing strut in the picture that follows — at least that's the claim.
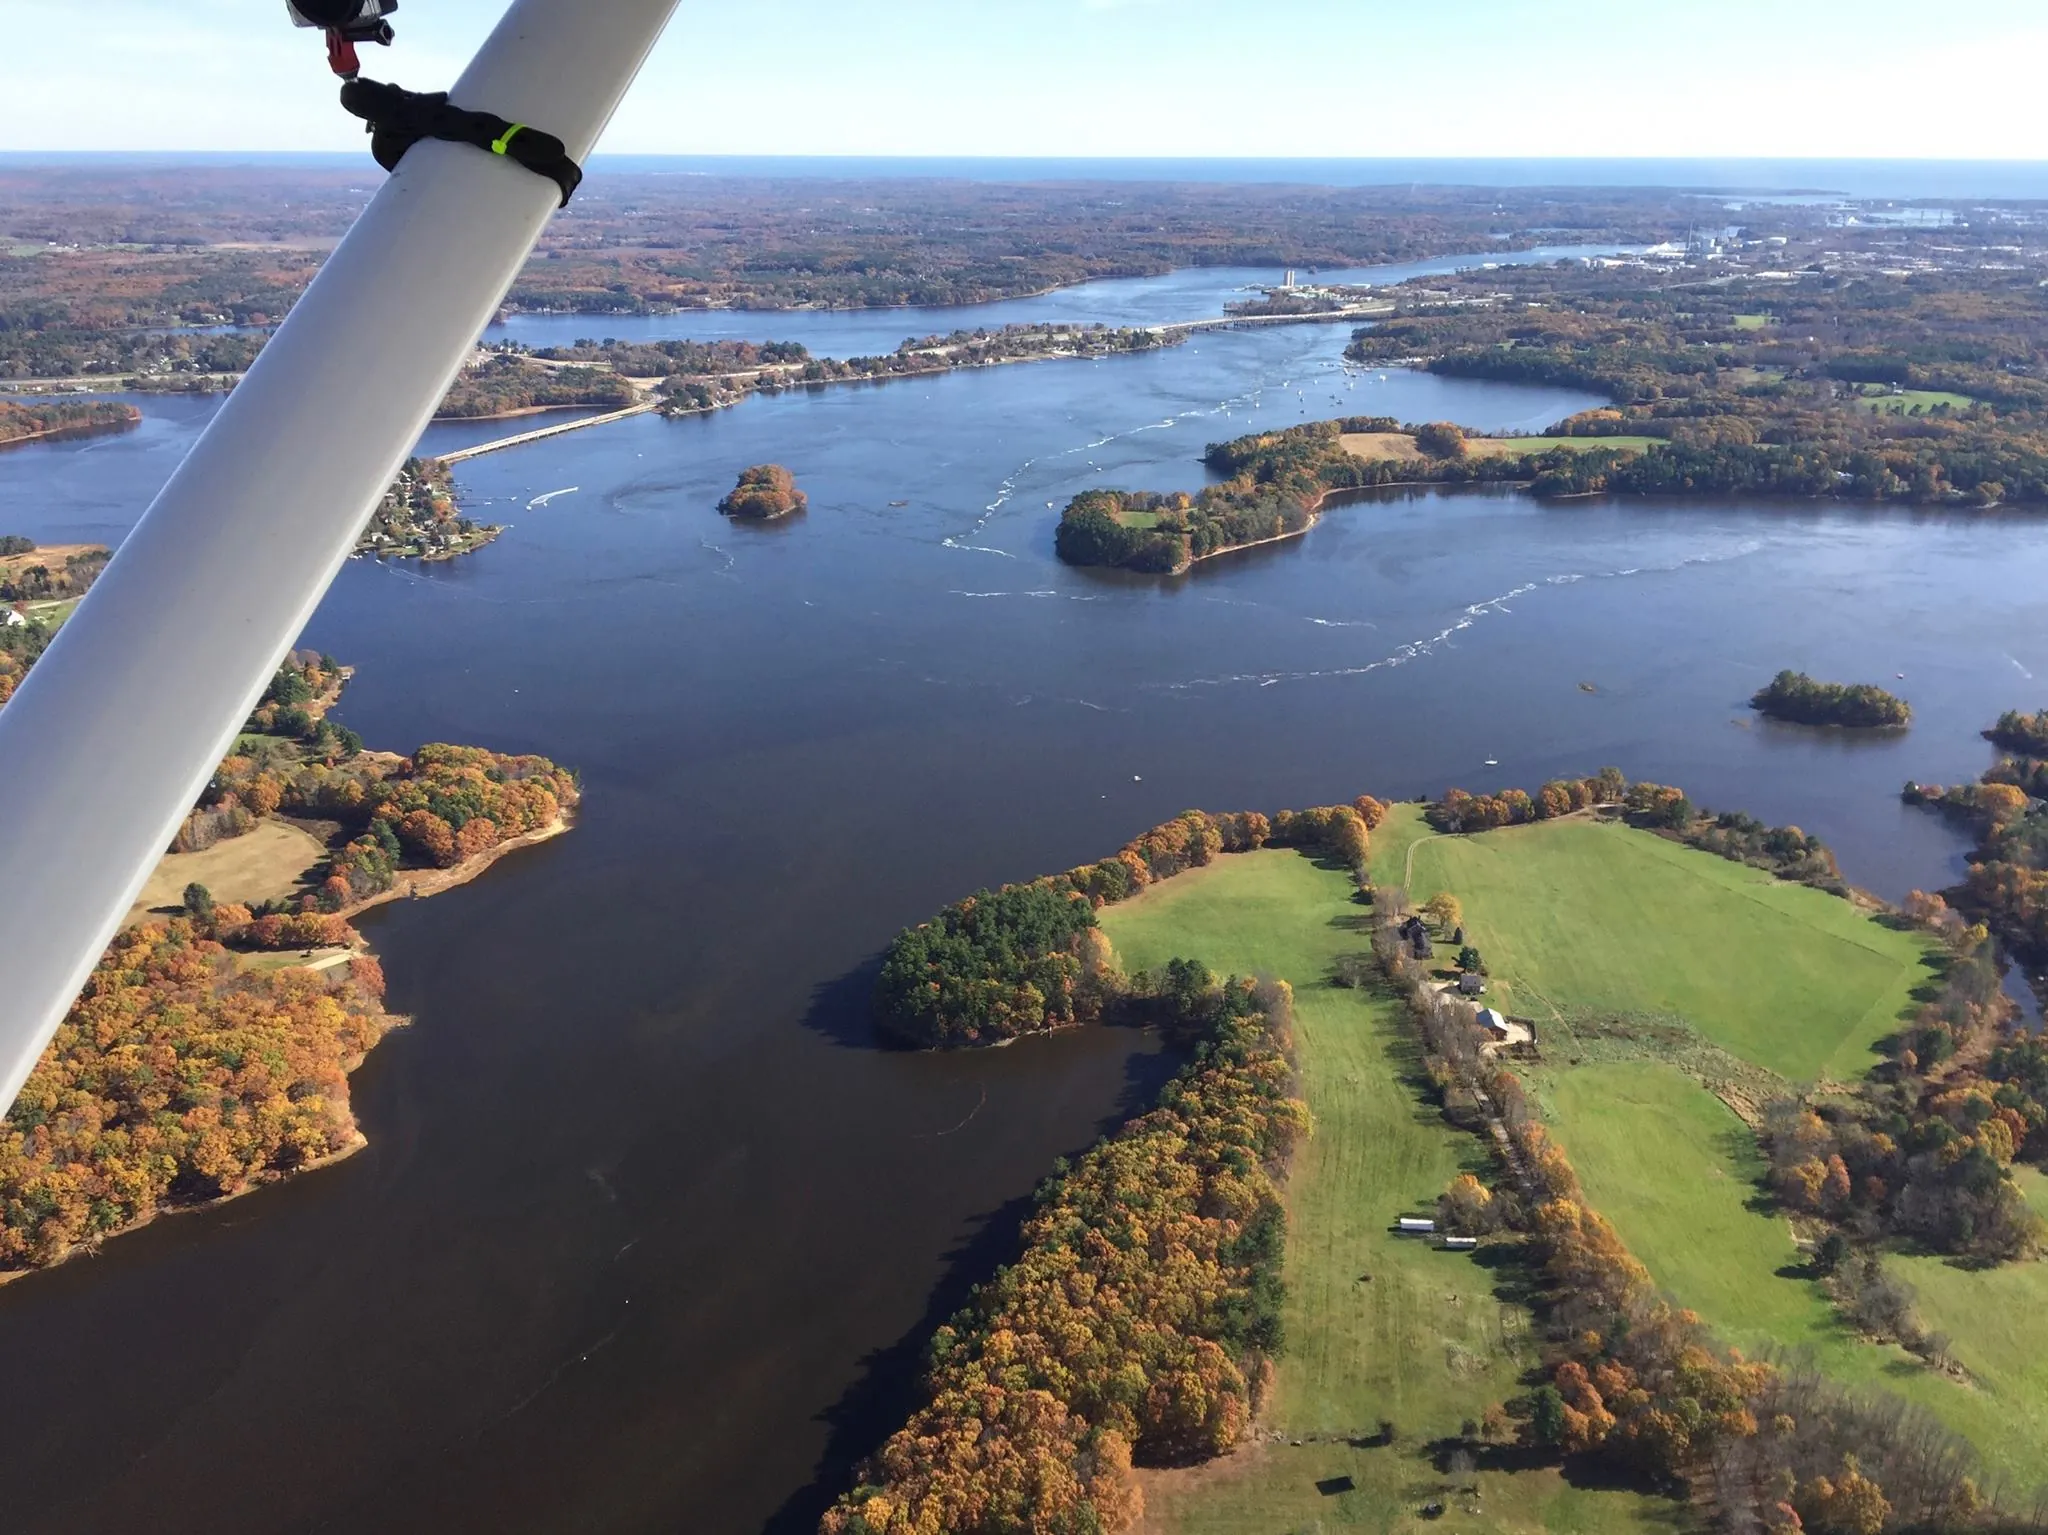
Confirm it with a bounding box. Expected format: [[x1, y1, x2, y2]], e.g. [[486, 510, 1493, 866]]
[[0, 0, 681, 1116]]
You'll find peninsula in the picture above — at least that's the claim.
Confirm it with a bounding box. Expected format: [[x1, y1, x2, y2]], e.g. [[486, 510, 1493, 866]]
[[357, 457, 500, 561], [1054, 416, 1652, 573], [0, 398, 138, 448], [834, 736, 2048, 1533], [0, 640, 579, 1280]]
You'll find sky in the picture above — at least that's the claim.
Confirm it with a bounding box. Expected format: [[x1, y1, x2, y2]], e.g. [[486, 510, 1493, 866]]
[[5, 0, 2047, 160]]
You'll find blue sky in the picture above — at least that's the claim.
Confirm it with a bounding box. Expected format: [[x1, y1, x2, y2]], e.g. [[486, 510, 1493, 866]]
[[7, 0, 2046, 158]]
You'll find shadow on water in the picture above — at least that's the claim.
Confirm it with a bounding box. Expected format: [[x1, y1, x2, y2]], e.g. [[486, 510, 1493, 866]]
[[799, 956, 894, 1052], [757, 1032, 1186, 1535]]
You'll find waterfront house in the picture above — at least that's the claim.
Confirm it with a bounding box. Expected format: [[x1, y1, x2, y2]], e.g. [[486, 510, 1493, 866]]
[[2, 608, 25, 629]]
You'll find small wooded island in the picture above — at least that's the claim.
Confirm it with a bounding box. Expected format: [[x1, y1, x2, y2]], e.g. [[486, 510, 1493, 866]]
[[1751, 670, 1913, 728], [719, 463, 807, 520]]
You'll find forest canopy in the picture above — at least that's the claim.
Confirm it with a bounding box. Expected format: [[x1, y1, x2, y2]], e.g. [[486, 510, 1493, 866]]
[[2, 922, 399, 1273]]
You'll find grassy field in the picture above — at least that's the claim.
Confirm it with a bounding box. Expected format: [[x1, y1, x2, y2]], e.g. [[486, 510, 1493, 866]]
[[1731, 314, 1775, 331], [1542, 1064, 2043, 1490], [1400, 814, 2041, 1493], [125, 818, 328, 926], [1463, 436, 1663, 457], [1340, 431, 1426, 462], [1366, 801, 1441, 891], [1852, 385, 1975, 416], [1100, 849, 1687, 1534], [1406, 819, 1933, 1082]]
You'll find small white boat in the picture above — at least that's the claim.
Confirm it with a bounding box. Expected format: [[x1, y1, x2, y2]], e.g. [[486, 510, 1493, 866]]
[[1484, 758, 1500, 767]]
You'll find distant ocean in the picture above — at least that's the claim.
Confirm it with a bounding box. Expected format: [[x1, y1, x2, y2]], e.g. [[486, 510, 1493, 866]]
[[6, 153, 2046, 200]]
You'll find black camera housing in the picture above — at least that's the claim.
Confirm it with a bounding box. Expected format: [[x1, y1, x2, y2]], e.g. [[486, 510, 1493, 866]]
[[285, 0, 398, 43]]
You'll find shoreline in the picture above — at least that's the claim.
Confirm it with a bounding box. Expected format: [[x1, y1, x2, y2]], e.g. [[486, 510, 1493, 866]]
[[0, 412, 143, 451], [336, 809, 575, 921], [431, 402, 628, 425], [0, 1123, 378, 1289], [0, 810, 575, 1289]]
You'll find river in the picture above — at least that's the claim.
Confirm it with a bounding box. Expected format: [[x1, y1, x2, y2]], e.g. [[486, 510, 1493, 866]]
[[1, 257, 2044, 1534]]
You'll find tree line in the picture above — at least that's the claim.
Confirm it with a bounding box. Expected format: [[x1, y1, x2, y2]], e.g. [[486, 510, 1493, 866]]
[[822, 966, 1309, 1535], [1428, 772, 1846, 894], [874, 800, 1384, 1048], [660, 324, 1180, 419], [1761, 890, 2044, 1267]]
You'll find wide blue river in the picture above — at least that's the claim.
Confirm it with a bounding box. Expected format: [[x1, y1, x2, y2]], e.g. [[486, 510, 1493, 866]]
[[1, 252, 2044, 1535]]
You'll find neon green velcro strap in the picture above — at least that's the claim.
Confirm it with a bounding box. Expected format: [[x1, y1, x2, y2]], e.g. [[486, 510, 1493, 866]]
[[491, 125, 527, 156]]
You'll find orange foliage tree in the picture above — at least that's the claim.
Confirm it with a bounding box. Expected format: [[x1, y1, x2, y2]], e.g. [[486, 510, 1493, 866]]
[[824, 973, 1309, 1535], [1, 921, 398, 1272]]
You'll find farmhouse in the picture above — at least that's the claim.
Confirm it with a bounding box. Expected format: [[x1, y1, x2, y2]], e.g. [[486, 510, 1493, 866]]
[[1399, 915, 1434, 960], [1457, 972, 1485, 997]]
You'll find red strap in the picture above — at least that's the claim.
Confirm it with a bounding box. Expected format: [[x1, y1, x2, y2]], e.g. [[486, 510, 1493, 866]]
[[326, 29, 361, 79]]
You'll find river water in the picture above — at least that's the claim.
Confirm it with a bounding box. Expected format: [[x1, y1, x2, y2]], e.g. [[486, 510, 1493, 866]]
[[2, 258, 2046, 1535]]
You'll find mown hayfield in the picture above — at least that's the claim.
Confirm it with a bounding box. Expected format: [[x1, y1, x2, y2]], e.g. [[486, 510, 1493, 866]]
[[1852, 384, 1976, 416], [1101, 849, 1687, 1534], [1462, 435, 1663, 457], [1543, 1063, 2044, 1489], [1406, 818, 1933, 1082]]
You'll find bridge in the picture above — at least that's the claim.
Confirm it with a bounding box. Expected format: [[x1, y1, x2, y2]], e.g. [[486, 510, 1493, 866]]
[[437, 400, 662, 463]]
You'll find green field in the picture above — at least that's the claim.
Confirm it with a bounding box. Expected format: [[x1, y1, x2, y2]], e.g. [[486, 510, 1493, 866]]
[[1731, 314, 1775, 331], [1852, 385, 1975, 416], [1407, 818, 1933, 1082], [1100, 849, 1686, 1533], [1543, 1064, 2044, 1489], [1402, 815, 2043, 1494], [1463, 436, 1663, 457], [1115, 508, 1164, 529]]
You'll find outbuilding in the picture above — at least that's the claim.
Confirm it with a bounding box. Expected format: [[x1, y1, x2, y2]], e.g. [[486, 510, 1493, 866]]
[[1443, 1236, 1480, 1251], [1477, 1008, 1510, 1037], [1396, 1217, 1437, 1235]]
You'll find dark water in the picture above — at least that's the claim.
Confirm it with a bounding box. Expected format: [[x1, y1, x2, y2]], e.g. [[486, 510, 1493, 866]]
[[2, 278, 2046, 1534]]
